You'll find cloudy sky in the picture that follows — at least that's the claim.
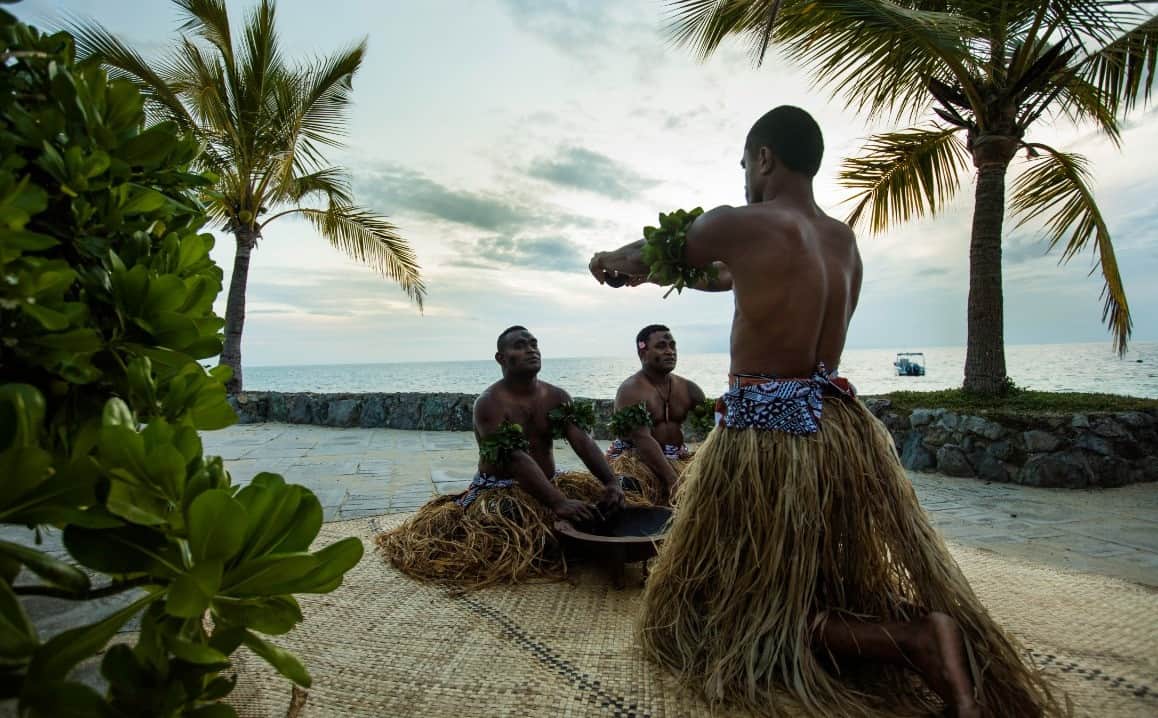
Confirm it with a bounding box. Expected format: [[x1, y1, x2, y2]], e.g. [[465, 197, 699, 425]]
[[18, 0, 1158, 366]]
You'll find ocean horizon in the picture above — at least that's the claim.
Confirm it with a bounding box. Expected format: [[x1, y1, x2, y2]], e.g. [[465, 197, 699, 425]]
[[239, 341, 1158, 401]]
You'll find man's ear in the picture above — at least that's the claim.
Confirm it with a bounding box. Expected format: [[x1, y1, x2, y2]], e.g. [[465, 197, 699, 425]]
[[758, 146, 776, 175], [495, 352, 504, 366]]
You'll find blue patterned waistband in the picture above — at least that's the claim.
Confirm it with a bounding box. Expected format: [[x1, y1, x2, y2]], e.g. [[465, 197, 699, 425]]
[[606, 438, 690, 461], [722, 365, 855, 435], [455, 470, 564, 509]]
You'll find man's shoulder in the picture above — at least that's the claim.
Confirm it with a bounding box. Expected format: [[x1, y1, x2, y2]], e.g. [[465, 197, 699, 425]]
[[536, 380, 570, 404]]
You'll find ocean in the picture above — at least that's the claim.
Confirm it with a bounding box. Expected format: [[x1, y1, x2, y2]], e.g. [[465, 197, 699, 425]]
[[242, 342, 1158, 400]]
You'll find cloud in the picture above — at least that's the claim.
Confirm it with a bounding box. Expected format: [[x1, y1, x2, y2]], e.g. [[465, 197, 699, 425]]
[[527, 146, 656, 199], [499, 0, 652, 57], [448, 235, 586, 272], [349, 161, 610, 245]]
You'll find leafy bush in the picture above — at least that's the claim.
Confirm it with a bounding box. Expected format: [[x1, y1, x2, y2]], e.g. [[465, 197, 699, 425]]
[[0, 13, 361, 716]]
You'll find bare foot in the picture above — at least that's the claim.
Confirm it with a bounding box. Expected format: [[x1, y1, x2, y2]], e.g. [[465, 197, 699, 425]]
[[907, 613, 982, 718]]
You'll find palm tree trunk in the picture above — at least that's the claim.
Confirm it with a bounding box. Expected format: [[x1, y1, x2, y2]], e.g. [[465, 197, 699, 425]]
[[219, 227, 258, 394], [963, 157, 1010, 395]]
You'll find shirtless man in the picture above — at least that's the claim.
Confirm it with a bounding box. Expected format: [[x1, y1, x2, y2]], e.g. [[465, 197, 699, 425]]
[[607, 324, 705, 505], [588, 107, 1055, 716], [473, 325, 625, 521], [379, 326, 625, 588]]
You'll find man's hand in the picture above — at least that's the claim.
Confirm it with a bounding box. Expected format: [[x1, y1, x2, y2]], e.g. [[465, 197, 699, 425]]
[[552, 497, 597, 523], [598, 481, 625, 514], [588, 243, 648, 286]]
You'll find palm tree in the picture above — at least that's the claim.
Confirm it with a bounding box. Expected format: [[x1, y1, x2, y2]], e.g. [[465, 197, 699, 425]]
[[70, 0, 425, 392], [666, 0, 1153, 394]]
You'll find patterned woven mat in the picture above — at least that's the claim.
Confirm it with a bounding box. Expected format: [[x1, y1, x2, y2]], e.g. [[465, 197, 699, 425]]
[[227, 515, 1158, 717]]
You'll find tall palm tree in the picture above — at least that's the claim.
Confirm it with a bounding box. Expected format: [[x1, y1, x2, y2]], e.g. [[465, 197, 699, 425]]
[[666, 0, 1153, 394], [70, 0, 425, 392]]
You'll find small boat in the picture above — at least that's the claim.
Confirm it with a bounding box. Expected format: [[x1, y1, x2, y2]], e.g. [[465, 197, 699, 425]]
[[894, 352, 926, 377]]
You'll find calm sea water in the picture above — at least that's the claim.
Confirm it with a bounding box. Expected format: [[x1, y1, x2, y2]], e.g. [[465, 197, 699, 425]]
[[243, 342, 1158, 400]]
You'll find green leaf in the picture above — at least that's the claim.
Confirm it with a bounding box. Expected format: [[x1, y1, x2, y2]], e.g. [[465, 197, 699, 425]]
[[223, 554, 319, 596], [289, 537, 364, 594], [0, 580, 38, 661], [29, 589, 160, 681], [21, 302, 71, 330], [63, 524, 171, 574], [100, 644, 147, 690], [242, 630, 311, 688], [19, 680, 113, 718], [211, 596, 302, 635], [121, 185, 167, 214], [187, 704, 239, 718], [106, 479, 169, 526], [0, 540, 90, 594], [188, 489, 247, 562], [269, 492, 322, 554], [165, 560, 222, 618], [101, 398, 134, 428], [161, 633, 229, 665], [0, 383, 46, 450]]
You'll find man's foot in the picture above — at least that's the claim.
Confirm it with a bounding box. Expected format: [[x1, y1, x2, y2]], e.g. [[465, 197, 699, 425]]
[[907, 612, 982, 718]]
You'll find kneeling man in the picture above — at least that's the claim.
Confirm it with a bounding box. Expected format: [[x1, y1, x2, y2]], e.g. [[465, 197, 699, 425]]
[[607, 325, 706, 505], [378, 326, 625, 589]]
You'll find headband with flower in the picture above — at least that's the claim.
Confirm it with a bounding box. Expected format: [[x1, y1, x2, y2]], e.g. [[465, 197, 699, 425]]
[[637, 341, 647, 350]]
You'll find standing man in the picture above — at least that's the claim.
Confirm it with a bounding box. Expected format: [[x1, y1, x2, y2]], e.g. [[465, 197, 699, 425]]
[[607, 324, 705, 505], [588, 107, 1059, 717], [378, 326, 625, 589]]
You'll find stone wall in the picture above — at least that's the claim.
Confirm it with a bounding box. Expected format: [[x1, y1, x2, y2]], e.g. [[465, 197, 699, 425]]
[[863, 399, 1158, 488], [229, 392, 1158, 488]]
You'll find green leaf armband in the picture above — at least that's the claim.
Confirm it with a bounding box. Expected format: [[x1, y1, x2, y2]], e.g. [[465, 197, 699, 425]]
[[478, 422, 531, 465], [608, 402, 654, 438], [641, 207, 716, 297], [548, 400, 595, 439], [687, 398, 718, 436]]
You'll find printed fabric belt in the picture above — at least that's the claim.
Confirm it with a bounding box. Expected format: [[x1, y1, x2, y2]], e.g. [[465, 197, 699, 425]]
[[605, 438, 691, 462], [720, 364, 856, 435], [456, 470, 563, 509]]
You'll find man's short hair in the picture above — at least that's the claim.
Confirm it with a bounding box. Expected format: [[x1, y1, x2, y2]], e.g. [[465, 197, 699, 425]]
[[497, 325, 528, 351], [745, 106, 824, 178], [636, 324, 670, 350]]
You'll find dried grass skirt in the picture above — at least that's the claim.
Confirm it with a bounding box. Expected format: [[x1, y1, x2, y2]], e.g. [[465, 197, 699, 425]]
[[637, 397, 1063, 717]]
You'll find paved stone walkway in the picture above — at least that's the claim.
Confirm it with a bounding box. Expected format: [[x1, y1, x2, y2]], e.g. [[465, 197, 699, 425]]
[[201, 424, 1158, 589]]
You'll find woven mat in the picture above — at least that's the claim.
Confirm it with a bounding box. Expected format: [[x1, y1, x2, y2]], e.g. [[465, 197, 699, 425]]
[[227, 516, 1158, 718]]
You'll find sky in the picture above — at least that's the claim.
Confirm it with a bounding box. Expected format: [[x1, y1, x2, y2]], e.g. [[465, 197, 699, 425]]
[[16, 0, 1158, 366]]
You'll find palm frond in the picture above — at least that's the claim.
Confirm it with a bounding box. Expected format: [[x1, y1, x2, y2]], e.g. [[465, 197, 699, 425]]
[[290, 42, 366, 169], [1010, 144, 1131, 354], [665, 0, 984, 121], [1076, 14, 1158, 116], [172, 0, 235, 69], [280, 167, 354, 206], [238, 0, 283, 125], [839, 125, 970, 234], [65, 17, 195, 131], [290, 205, 425, 309]]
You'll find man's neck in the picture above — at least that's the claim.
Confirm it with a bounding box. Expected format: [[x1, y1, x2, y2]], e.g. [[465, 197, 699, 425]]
[[754, 174, 816, 210], [501, 373, 539, 395], [640, 367, 672, 385]]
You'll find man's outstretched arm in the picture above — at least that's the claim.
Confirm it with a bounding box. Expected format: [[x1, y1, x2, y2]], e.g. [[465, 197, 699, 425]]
[[589, 207, 735, 290], [474, 396, 596, 522]]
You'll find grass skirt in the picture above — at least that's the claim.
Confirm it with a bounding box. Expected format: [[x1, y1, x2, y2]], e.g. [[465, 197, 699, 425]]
[[637, 397, 1063, 717], [610, 450, 693, 505], [377, 471, 610, 590]]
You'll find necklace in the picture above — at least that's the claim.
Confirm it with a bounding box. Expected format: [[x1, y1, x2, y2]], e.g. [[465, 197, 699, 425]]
[[646, 374, 672, 422]]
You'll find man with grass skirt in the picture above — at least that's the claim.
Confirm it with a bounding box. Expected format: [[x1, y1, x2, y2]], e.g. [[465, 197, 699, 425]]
[[588, 106, 1061, 717], [606, 324, 708, 506], [377, 326, 625, 589]]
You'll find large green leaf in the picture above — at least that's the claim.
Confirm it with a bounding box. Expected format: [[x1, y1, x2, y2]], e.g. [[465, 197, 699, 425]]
[[211, 595, 302, 635], [19, 680, 113, 718], [222, 554, 319, 596], [28, 589, 160, 681], [289, 537, 364, 594], [63, 524, 174, 575], [188, 489, 247, 562], [165, 559, 223, 618], [241, 630, 311, 688], [0, 540, 90, 594], [0, 579, 38, 662]]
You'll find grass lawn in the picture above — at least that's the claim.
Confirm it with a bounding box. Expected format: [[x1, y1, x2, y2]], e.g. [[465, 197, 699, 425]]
[[874, 389, 1158, 416]]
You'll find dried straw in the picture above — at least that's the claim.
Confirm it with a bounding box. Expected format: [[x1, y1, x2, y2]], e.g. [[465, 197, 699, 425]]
[[638, 397, 1065, 717], [377, 471, 631, 591], [610, 450, 693, 505]]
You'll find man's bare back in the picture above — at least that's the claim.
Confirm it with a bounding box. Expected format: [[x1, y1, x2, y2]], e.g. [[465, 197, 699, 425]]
[[686, 199, 862, 378]]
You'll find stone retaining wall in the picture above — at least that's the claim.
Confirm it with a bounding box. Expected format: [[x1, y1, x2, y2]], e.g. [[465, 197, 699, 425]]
[[229, 392, 1158, 488]]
